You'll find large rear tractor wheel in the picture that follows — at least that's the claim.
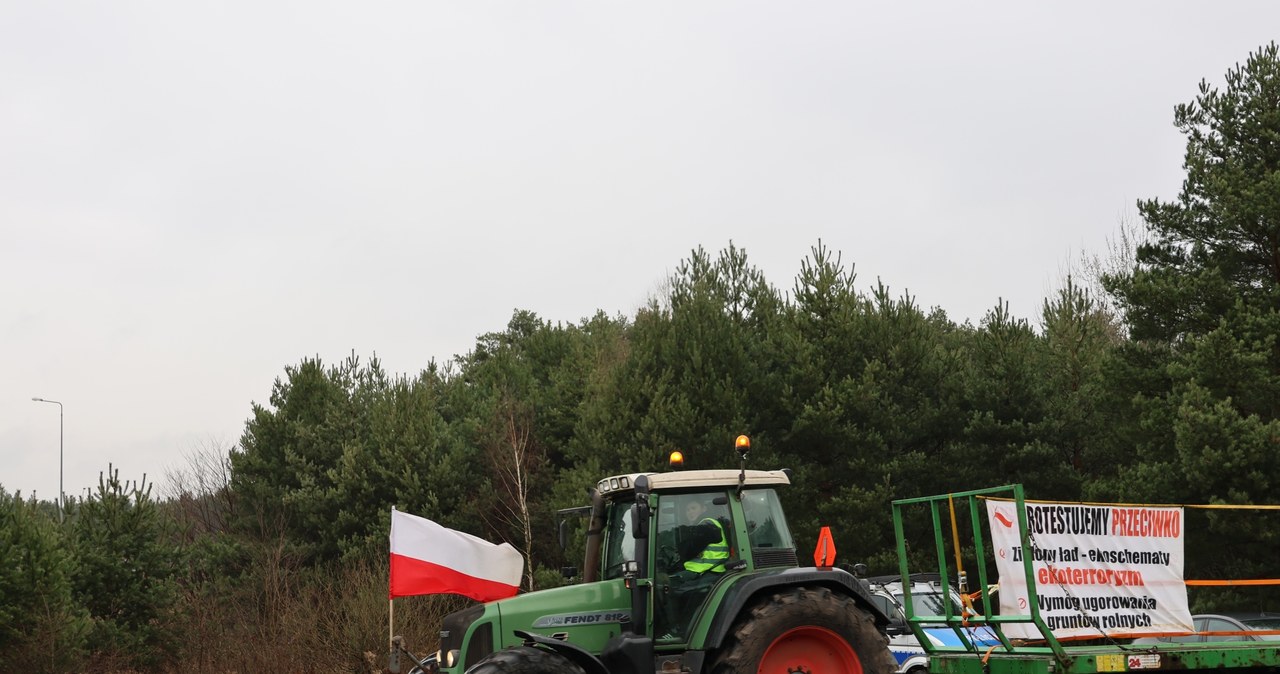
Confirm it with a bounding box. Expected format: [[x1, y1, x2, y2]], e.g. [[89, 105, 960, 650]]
[[710, 585, 897, 674], [463, 646, 586, 674]]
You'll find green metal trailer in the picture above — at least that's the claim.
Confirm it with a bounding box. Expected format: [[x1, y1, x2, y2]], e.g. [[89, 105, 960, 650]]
[[891, 485, 1280, 674]]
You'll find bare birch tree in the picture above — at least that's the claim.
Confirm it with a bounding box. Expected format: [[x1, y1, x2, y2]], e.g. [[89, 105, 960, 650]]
[[483, 391, 543, 592]]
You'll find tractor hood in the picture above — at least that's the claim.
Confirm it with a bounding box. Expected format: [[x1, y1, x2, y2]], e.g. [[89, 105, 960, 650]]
[[488, 580, 634, 652]]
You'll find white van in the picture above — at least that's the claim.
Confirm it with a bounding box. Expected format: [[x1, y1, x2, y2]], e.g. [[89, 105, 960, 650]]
[[865, 574, 1000, 674]]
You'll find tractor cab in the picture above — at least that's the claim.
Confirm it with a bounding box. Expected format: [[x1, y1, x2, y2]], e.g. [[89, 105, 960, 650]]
[[590, 467, 798, 642]]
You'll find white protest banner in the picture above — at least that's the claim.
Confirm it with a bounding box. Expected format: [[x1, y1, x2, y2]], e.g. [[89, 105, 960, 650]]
[[986, 500, 1193, 639]]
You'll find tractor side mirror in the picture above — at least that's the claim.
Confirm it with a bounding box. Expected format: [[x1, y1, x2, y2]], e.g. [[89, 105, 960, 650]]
[[631, 502, 649, 539]]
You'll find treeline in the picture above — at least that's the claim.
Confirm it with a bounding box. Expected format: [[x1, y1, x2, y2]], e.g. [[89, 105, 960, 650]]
[[4, 42, 1280, 674]]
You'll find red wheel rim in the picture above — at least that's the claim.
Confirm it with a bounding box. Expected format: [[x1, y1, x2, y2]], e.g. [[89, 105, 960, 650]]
[[758, 625, 863, 674]]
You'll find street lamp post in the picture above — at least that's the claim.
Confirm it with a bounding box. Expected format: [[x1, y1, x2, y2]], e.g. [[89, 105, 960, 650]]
[[31, 397, 64, 523]]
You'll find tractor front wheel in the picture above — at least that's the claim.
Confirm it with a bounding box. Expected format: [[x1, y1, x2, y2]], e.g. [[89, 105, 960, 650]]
[[463, 646, 586, 674], [709, 585, 897, 674]]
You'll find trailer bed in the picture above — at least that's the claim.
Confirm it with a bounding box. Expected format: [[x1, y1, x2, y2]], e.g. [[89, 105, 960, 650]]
[[929, 641, 1280, 674], [891, 485, 1280, 674]]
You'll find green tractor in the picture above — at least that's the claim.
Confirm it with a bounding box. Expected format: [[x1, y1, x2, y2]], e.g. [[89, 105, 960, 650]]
[[429, 436, 895, 674]]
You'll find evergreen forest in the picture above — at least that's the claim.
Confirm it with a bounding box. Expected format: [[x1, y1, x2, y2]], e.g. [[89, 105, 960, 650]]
[[4, 43, 1280, 674]]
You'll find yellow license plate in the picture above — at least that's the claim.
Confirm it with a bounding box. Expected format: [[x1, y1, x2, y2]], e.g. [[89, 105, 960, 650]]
[[1096, 654, 1126, 672]]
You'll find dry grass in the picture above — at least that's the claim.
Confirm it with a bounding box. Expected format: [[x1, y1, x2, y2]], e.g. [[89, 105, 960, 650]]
[[169, 554, 466, 674]]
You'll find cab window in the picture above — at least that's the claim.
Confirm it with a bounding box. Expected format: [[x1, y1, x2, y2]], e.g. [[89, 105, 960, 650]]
[[741, 489, 795, 550], [602, 500, 637, 580]]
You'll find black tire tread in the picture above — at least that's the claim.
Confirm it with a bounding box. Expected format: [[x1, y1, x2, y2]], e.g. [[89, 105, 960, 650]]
[[463, 645, 586, 674]]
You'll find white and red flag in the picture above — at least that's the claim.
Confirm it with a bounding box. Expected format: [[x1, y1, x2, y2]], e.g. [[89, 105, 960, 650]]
[[389, 509, 523, 602]]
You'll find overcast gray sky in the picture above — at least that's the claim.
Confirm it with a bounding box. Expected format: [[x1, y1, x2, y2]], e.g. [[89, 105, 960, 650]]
[[3, 2, 1277, 503]]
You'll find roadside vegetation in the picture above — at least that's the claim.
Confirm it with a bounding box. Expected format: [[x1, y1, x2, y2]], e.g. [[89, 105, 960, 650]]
[[4, 42, 1279, 674]]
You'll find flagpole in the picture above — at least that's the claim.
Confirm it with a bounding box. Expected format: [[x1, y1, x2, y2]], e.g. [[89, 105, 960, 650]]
[[390, 506, 396, 657]]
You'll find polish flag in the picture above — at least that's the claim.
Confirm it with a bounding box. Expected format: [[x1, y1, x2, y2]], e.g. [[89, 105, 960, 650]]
[[389, 509, 523, 601]]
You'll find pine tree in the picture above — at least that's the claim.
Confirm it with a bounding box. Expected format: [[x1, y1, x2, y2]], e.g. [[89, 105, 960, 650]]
[[72, 468, 179, 671], [0, 488, 87, 673], [1101, 42, 1280, 502], [1100, 43, 1280, 607]]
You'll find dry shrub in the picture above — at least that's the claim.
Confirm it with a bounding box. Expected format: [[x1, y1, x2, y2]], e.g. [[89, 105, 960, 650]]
[[303, 559, 467, 672], [161, 444, 470, 673], [173, 551, 466, 674]]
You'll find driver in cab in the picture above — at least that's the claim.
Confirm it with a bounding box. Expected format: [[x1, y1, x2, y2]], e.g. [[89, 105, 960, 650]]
[[655, 494, 731, 640], [673, 498, 728, 578]]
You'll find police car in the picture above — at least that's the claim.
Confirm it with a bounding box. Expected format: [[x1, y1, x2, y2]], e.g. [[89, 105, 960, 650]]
[[865, 574, 1000, 674]]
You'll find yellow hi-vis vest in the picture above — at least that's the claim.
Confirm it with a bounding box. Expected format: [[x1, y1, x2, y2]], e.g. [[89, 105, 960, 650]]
[[684, 517, 729, 573]]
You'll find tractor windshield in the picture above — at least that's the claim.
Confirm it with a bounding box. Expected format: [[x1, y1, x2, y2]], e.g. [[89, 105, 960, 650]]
[[602, 499, 638, 580], [741, 488, 795, 550]]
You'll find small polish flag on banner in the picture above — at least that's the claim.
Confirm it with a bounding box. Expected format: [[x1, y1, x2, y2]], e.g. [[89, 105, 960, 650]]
[[389, 508, 523, 601]]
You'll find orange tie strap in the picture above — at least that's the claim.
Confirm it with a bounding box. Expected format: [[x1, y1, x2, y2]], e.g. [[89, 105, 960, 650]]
[[1185, 579, 1280, 586]]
